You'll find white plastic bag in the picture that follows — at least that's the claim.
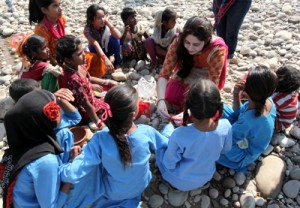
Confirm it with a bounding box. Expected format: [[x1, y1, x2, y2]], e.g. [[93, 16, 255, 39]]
[[137, 75, 156, 99]]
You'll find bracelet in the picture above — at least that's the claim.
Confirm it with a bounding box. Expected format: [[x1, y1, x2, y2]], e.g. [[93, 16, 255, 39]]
[[103, 79, 109, 86], [156, 98, 165, 105], [101, 54, 106, 59]]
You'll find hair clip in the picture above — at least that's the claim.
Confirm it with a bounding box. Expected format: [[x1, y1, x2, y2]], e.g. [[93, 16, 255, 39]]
[[43, 101, 61, 121], [99, 98, 112, 121]]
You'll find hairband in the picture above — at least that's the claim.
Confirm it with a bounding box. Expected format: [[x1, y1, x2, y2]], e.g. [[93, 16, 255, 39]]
[[99, 98, 112, 121]]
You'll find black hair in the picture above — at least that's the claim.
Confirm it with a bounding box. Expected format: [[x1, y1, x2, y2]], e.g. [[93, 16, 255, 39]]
[[29, 0, 54, 25], [176, 16, 213, 79], [183, 79, 223, 126], [22, 35, 46, 62], [9, 78, 41, 102], [162, 8, 176, 23], [86, 4, 106, 26], [56, 35, 81, 66], [120, 7, 137, 22], [103, 84, 138, 168], [275, 65, 300, 93], [244, 65, 278, 117]]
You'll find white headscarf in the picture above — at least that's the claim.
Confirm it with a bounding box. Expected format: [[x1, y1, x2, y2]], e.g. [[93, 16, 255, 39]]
[[151, 10, 176, 48]]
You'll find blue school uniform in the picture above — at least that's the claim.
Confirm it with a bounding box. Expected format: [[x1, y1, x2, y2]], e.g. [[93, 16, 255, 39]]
[[217, 98, 276, 172], [54, 109, 101, 207], [157, 119, 232, 191], [54, 109, 81, 163], [13, 154, 67, 208], [60, 124, 168, 208]]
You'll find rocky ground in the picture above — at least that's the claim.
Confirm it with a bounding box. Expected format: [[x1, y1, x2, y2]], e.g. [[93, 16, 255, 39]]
[[1, 0, 300, 207]]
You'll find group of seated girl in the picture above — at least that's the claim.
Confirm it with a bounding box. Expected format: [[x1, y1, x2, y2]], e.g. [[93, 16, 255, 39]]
[[1, 0, 300, 207]]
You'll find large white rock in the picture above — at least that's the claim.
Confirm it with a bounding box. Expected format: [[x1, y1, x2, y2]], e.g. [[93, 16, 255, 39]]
[[255, 155, 286, 199], [1, 28, 14, 36]]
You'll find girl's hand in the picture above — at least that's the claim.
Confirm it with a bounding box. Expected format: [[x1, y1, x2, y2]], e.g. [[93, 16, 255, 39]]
[[92, 84, 104, 92], [104, 15, 111, 26], [157, 100, 170, 119], [124, 25, 130, 33], [233, 80, 246, 95], [70, 145, 82, 160], [104, 57, 114, 73], [108, 80, 118, 87], [54, 88, 74, 102], [171, 112, 183, 126]]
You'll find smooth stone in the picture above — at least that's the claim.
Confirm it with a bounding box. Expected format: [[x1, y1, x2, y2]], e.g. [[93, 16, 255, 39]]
[[255, 197, 266, 206], [220, 198, 229, 207], [158, 183, 169, 195], [224, 189, 231, 198], [127, 72, 140, 81], [296, 195, 300, 206], [267, 204, 280, 208], [232, 194, 239, 202], [1, 28, 14, 36], [275, 30, 292, 40], [200, 195, 211, 208], [1, 64, 13, 75], [184, 201, 191, 208], [135, 60, 146, 71], [148, 195, 164, 208], [208, 188, 218, 199], [290, 124, 300, 140], [222, 177, 236, 189], [0, 75, 12, 85], [279, 136, 296, 148], [232, 186, 239, 193], [129, 59, 137, 68], [292, 155, 300, 163], [167, 189, 188, 207], [234, 172, 246, 186], [240, 193, 255, 208], [271, 133, 284, 145], [139, 69, 150, 76], [289, 16, 300, 24], [262, 144, 274, 156], [111, 71, 127, 81], [190, 188, 202, 197], [0, 97, 15, 119], [283, 180, 300, 198], [0, 123, 6, 142], [290, 167, 300, 180], [255, 155, 285, 199], [194, 195, 201, 203]]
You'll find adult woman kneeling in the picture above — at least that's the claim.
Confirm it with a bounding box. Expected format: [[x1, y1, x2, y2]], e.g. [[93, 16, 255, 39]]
[[157, 16, 228, 118]]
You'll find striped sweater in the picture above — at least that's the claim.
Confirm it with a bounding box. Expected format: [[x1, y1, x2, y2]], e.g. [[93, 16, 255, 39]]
[[272, 91, 299, 131]]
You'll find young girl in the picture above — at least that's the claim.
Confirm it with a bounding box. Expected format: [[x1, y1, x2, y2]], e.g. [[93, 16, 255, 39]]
[[17, 34, 62, 92], [56, 35, 118, 128], [218, 66, 277, 172], [157, 79, 232, 191], [0, 90, 71, 207], [145, 8, 177, 67], [272, 65, 300, 132], [29, 0, 65, 66], [156, 16, 228, 118], [60, 84, 169, 207], [84, 4, 122, 74], [120, 7, 149, 61]]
